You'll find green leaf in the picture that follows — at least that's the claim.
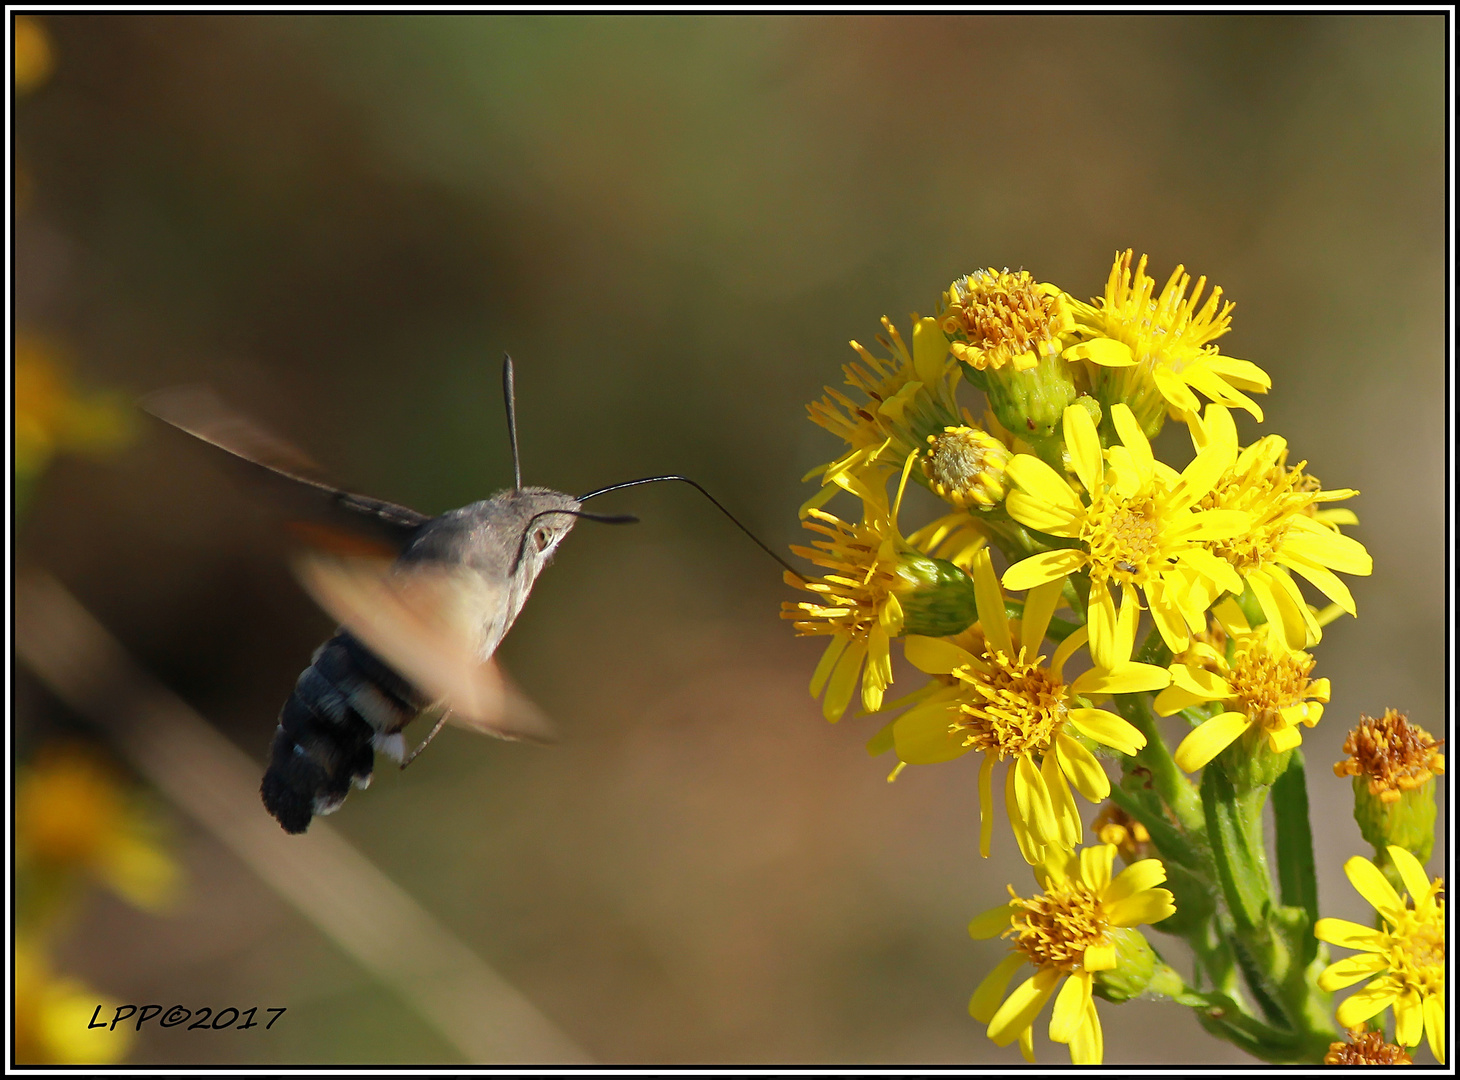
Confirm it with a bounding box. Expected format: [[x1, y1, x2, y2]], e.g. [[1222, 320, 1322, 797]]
[[1272, 750, 1319, 964]]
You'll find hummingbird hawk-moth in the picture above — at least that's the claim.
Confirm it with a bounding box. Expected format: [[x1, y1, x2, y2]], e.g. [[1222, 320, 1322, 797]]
[[145, 357, 793, 834]]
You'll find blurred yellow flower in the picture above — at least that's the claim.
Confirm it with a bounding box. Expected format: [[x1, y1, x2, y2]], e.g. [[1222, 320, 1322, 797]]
[[15, 335, 134, 495], [1314, 847, 1445, 1064], [969, 843, 1175, 1064], [14, 939, 133, 1065], [17, 744, 181, 914], [14, 15, 55, 94]]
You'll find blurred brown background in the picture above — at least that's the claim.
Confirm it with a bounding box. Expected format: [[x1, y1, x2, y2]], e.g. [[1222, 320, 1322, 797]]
[[13, 13, 1446, 1065]]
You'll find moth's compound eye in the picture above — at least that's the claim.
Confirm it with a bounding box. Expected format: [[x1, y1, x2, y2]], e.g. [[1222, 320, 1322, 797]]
[[534, 527, 551, 552]]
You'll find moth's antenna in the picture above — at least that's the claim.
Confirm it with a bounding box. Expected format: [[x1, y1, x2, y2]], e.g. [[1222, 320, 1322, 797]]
[[502, 353, 522, 491], [512, 507, 640, 573], [578, 474, 805, 581]]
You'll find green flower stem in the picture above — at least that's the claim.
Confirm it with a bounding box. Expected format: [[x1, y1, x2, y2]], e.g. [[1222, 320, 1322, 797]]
[[1199, 764, 1337, 1059], [1112, 693, 1203, 839]]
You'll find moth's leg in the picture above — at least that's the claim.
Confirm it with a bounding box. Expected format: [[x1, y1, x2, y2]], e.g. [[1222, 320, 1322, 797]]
[[400, 706, 451, 769]]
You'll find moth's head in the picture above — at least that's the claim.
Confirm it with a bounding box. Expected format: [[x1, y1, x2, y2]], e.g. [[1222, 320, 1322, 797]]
[[504, 487, 582, 577]]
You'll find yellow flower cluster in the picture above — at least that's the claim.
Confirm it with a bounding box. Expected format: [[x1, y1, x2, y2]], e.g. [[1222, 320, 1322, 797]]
[[785, 251, 1386, 1064]]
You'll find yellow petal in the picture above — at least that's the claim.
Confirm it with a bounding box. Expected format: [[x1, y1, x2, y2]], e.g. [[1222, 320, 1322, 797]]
[[1394, 988, 1424, 1048], [1042, 749, 1083, 850], [1020, 577, 1064, 656], [1105, 887, 1176, 927], [823, 638, 867, 722], [1063, 405, 1104, 496], [1064, 337, 1134, 366], [1313, 917, 1386, 951], [809, 634, 850, 697], [1006, 490, 1083, 536], [1336, 981, 1398, 1028], [1105, 859, 1167, 905], [1081, 941, 1117, 971], [1006, 454, 1084, 517], [892, 702, 969, 765], [1317, 953, 1391, 992], [1067, 709, 1145, 756], [903, 635, 978, 675], [969, 903, 1017, 940], [970, 952, 1028, 1023], [1055, 732, 1110, 803], [1424, 991, 1446, 1064], [1049, 969, 1091, 1045], [911, 316, 950, 386], [1266, 723, 1304, 754], [1015, 753, 1058, 847], [1078, 842, 1114, 893], [1086, 578, 1120, 670], [1068, 997, 1103, 1065], [1387, 846, 1434, 905], [986, 968, 1061, 1046], [1070, 661, 1170, 697], [1003, 548, 1086, 592], [1173, 711, 1252, 772], [1344, 855, 1404, 921], [972, 548, 1014, 658], [977, 753, 996, 858], [1109, 404, 1153, 482]]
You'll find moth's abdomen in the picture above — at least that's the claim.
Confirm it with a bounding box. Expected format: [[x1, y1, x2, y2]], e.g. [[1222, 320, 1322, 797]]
[[260, 632, 426, 833]]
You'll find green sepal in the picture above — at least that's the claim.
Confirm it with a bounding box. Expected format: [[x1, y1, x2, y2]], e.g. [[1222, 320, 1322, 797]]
[[894, 554, 980, 637]]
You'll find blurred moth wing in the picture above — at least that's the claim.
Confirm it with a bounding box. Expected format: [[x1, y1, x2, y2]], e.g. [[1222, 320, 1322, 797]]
[[292, 549, 557, 746]]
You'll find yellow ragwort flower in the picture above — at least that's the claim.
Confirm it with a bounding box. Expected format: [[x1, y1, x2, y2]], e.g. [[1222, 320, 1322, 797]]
[[803, 315, 960, 515], [1001, 402, 1251, 669], [919, 425, 1013, 510], [1157, 599, 1329, 773], [1065, 250, 1271, 434], [969, 843, 1176, 1064], [1315, 846, 1445, 1064], [1335, 709, 1446, 805], [939, 268, 1077, 373], [1189, 403, 1371, 649], [892, 548, 1165, 863]]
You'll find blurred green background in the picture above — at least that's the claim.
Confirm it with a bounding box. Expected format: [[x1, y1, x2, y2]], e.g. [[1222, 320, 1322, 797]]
[[14, 13, 1446, 1065]]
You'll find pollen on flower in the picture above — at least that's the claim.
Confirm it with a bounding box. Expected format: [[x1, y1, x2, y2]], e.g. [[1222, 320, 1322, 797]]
[[1227, 636, 1319, 736], [922, 426, 1011, 508], [940, 269, 1074, 372], [1082, 492, 1162, 586], [1006, 879, 1108, 972], [1324, 1028, 1413, 1065], [953, 650, 1067, 758], [1335, 709, 1446, 804]]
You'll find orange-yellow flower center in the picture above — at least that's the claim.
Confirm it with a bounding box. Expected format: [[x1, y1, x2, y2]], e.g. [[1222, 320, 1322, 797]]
[[952, 649, 1066, 758], [782, 511, 898, 640], [1334, 709, 1445, 803], [922, 427, 1010, 508], [1199, 445, 1318, 573], [1228, 638, 1316, 732], [1324, 1029, 1413, 1065], [1007, 880, 1108, 972], [941, 269, 1071, 372], [1080, 492, 1163, 586], [1384, 901, 1446, 993]]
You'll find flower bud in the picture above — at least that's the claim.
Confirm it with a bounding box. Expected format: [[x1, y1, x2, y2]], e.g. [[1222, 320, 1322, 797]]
[[1090, 926, 1158, 1004], [1335, 710, 1444, 863], [892, 551, 980, 638], [920, 426, 1012, 509]]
